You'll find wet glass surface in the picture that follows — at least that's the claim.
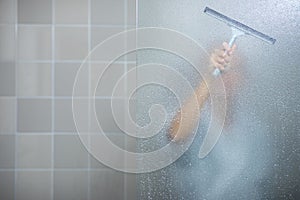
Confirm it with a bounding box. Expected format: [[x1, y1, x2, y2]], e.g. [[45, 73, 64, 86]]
[[136, 0, 300, 199]]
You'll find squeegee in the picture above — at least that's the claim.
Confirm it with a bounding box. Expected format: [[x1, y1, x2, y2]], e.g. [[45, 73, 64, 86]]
[[198, 7, 276, 159], [204, 7, 276, 76]]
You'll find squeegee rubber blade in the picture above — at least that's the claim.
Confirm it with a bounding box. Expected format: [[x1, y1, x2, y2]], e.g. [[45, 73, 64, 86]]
[[204, 7, 276, 44]]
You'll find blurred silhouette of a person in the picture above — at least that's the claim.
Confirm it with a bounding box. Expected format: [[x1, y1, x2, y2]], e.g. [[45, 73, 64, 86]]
[[168, 42, 237, 141]]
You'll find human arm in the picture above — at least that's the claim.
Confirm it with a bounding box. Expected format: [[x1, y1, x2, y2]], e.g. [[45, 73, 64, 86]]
[[168, 42, 236, 142]]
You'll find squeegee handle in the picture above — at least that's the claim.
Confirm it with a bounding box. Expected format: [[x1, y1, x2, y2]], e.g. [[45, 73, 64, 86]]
[[212, 36, 236, 77]]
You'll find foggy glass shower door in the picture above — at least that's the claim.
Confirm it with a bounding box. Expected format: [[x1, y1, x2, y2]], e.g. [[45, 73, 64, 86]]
[[135, 0, 300, 199]]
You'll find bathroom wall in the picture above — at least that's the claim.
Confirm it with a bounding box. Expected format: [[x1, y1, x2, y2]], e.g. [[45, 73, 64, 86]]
[[0, 0, 137, 200], [137, 0, 300, 199]]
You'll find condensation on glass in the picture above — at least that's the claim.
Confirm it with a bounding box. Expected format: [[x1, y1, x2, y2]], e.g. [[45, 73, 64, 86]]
[[136, 0, 300, 199]]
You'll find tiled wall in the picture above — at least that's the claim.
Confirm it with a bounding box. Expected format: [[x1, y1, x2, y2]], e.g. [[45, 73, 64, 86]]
[[0, 0, 137, 200]]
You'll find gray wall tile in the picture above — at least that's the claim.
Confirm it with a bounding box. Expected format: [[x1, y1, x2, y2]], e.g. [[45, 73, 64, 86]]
[[0, 98, 16, 133], [54, 99, 76, 132], [55, 27, 88, 60], [54, 99, 89, 132], [0, 135, 15, 168], [124, 50, 137, 62], [89, 154, 106, 169], [125, 30, 137, 62], [89, 170, 124, 200], [126, 134, 137, 152], [0, 0, 15, 24], [54, 135, 88, 168], [91, 0, 124, 25], [68, 98, 90, 132], [91, 27, 124, 47], [17, 63, 52, 96], [18, 26, 52, 60], [0, 26, 15, 62], [124, 63, 137, 98], [0, 63, 15, 96], [54, 171, 88, 200], [17, 99, 52, 132], [0, 171, 14, 200], [17, 135, 52, 168], [90, 134, 126, 169], [127, 0, 136, 26], [18, 0, 52, 24], [0, 0, 138, 199], [55, 63, 88, 96], [91, 63, 125, 97], [55, 0, 88, 24], [91, 27, 125, 61], [125, 173, 137, 200], [16, 171, 52, 200], [90, 99, 125, 133]]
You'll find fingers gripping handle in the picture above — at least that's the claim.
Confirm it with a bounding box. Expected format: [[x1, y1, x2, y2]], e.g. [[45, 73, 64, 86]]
[[212, 27, 244, 77], [212, 35, 236, 76]]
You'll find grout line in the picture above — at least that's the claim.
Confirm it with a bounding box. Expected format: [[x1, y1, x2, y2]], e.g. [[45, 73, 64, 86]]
[[124, 0, 129, 199], [16, 60, 136, 64], [17, 60, 53, 63], [0, 96, 16, 100], [136, 0, 138, 29], [0, 23, 16, 26], [0, 132, 17, 135], [14, 0, 18, 199], [51, 0, 55, 200], [12, 131, 129, 136], [17, 24, 51, 27], [15, 132, 125, 136], [0, 168, 116, 172], [15, 24, 136, 28], [87, 0, 91, 199], [134, 0, 138, 199], [16, 96, 131, 100], [17, 60, 137, 63]]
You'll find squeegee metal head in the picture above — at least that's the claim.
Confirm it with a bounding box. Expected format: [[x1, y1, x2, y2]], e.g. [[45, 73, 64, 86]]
[[204, 7, 276, 44]]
